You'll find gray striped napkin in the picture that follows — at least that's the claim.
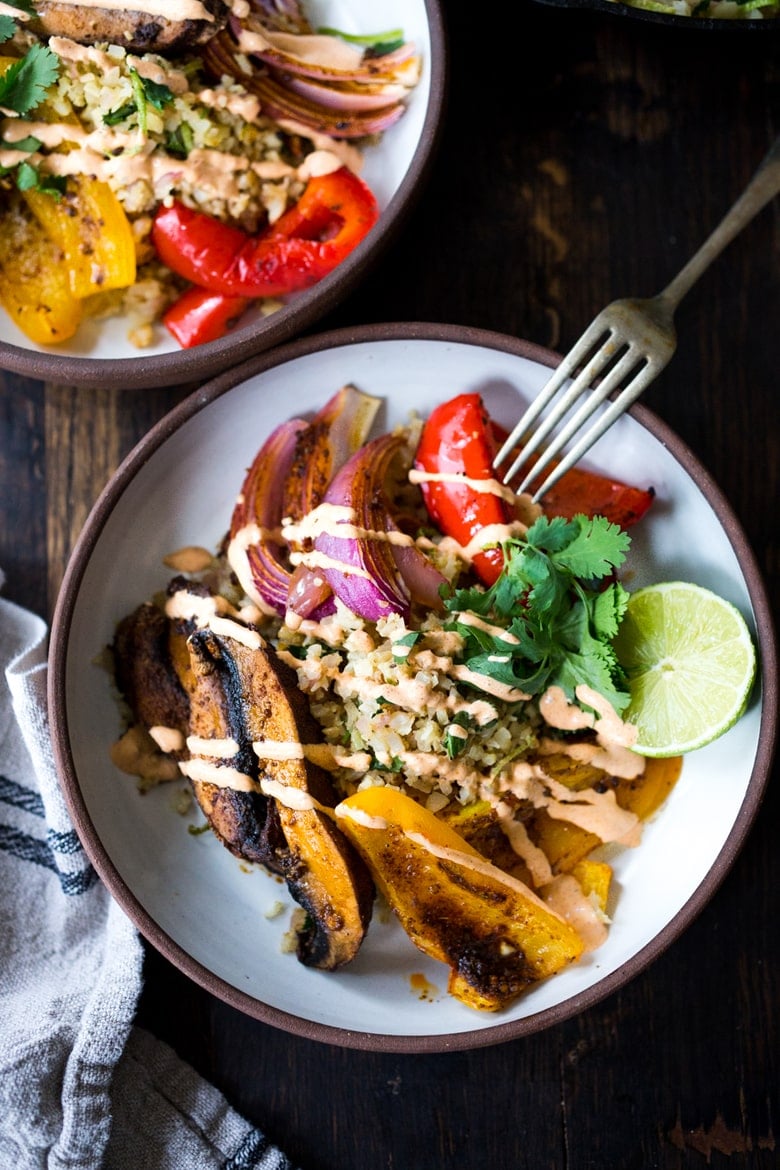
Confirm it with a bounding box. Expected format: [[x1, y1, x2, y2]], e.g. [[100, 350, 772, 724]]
[[0, 571, 298, 1170]]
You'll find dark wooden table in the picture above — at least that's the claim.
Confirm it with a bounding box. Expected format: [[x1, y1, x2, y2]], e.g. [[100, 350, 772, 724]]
[[2, 3, 778, 1166]]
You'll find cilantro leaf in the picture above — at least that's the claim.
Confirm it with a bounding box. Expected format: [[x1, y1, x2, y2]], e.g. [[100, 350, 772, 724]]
[[0, 42, 59, 115], [317, 26, 405, 56], [0, 14, 16, 41], [105, 69, 174, 132], [1, 134, 41, 153], [443, 712, 471, 759], [15, 161, 66, 199], [443, 514, 633, 711], [542, 514, 630, 579], [103, 100, 136, 127], [165, 121, 194, 159], [141, 74, 174, 110]]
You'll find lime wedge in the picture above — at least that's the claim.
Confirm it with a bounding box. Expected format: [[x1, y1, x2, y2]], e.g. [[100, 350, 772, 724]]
[[613, 581, 757, 757]]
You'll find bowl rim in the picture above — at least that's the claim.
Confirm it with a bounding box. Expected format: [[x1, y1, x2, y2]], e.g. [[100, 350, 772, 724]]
[[48, 321, 778, 1052], [0, 0, 448, 390], [531, 0, 780, 29]]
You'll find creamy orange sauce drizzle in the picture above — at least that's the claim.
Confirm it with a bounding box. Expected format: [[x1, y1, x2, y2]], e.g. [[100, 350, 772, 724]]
[[539, 685, 594, 731], [276, 117, 363, 174], [450, 664, 530, 703], [542, 875, 608, 952], [149, 725, 185, 753], [291, 548, 373, 579], [454, 611, 520, 644], [259, 776, 329, 813], [209, 615, 264, 649], [235, 27, 365, 72], [541, 777, 641, 846], [282, 502, 418, 550], [495, 801, 552, 886], [251, 738, 371, 773], [0, 115, 338, 203], [186, 735, 239, 759], [0, 124, 276, 201], [401, 827, 564, 920], [179, 757, 258, 792], [164, 587, 255, 629], [48, 37, 191, 93], [577, 683, 639, 748], [163, 545, 214, 573], [407, 468, 521, 507]]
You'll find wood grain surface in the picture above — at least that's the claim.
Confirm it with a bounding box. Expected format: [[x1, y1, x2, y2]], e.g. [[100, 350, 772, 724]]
[[1, 3, 778, 1167]]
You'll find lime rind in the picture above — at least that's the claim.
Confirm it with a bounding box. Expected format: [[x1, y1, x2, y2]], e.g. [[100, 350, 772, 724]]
[[614, 581, 757, 757]]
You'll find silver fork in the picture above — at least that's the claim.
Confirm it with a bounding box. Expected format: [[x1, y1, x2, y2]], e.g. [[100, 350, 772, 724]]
[[494, 133, 780, 502]]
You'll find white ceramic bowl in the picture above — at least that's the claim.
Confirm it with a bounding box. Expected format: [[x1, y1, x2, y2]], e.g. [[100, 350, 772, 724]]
[[0, 1, 445, 388], [49, 323, 777, 1051]]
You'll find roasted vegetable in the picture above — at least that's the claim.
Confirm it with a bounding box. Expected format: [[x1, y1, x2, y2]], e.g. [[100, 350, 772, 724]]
[[32, 0, 230, 53], [181, 627, 290, 871], [152, 167, 379, 299], [335, 786, 584, 1011], [23, 176, 136, 299], [112, 579, 374, 969], [178, 618, 374, 969], [112, 601, 190, 740], [531, 754, 682, 874], [0, 194, 83, 344]]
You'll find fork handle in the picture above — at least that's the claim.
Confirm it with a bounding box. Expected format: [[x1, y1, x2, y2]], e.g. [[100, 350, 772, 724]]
[[658, 134, 780, 314]]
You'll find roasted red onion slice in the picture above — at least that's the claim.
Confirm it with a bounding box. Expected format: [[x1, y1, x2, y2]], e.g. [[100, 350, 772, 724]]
[[282, 384, 380, 619], [313, 433, 446, 622], [286, 562, 335, 619], [228, 386, 382, 618], [202, 53, 406, 138], [205, 20, 418, 139], [283, 74, 410, 113], [228, 417, 307, 615], [389, 521, 447, 613], [283, 383, 381, 528], [235, 24, 419, 83]]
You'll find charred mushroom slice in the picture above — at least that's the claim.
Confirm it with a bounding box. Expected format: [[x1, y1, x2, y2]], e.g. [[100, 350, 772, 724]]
[[33, 0, 230, 54], [113, 600, 190, 737], [181, 623, 374, 969], [182, 627, 289, 872]]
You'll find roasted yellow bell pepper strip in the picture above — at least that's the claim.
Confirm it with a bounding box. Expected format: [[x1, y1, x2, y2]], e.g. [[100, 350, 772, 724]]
[[571, 858, 612, 915], [531, 754, 682, 874], [0, 199, 83, 345], [23, 176, 136, 299], [334, 786, 584, 1012]]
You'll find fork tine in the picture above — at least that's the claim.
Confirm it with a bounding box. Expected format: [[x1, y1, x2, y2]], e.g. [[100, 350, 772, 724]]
[[492, 316, 613, 473], [497, 331, 619, 483], [528, 361, 657, 502], [514, 344, 645, 494]]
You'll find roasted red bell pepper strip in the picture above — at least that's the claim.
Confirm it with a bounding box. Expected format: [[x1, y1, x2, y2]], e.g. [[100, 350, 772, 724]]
[[415, 393, 656, 587], [414, 393, 511, 586], [162, 285, 250, 348], [536, 464, 655, 526], [488, 421, 655, 526], [152, 166, 379, 299]]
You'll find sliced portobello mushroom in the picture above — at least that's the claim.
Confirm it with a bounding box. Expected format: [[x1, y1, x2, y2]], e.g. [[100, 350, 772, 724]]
[[33, 0, 229, 54]]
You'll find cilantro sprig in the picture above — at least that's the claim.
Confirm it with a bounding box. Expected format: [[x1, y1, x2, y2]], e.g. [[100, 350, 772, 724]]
[[443, 514, 632, 714], [0, 15, 61, 195], [0, 0, 34, 42], [103, 68, 174, 132], [0, 41, 59, 114]]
